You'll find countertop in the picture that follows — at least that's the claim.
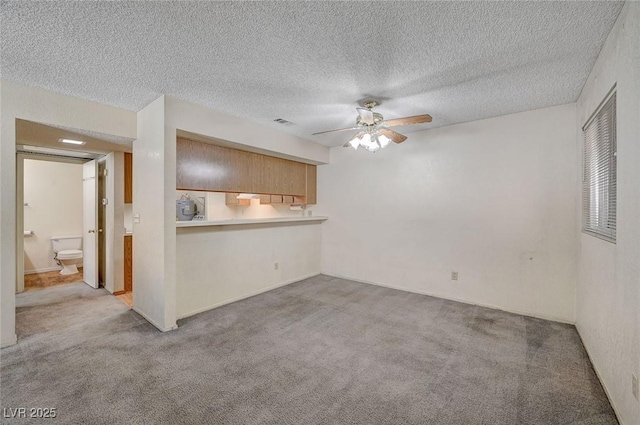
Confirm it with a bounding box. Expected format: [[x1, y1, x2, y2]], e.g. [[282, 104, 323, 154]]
[[175, 216, 328, 228]]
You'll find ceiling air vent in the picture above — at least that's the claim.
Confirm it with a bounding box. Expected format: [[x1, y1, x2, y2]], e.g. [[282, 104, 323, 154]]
[[273, 118, 294, 126]]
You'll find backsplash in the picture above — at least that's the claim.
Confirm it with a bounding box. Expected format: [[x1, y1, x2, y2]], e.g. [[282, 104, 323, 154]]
[[176, 191, 313, 221]]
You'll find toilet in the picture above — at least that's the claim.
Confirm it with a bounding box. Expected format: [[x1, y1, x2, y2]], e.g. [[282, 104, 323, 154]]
[[50, 235, 83, 275]]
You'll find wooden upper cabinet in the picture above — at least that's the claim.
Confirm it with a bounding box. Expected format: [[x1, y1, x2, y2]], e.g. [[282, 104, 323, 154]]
[[124, 152, 133, 204], [177, 138, 231, 192], [228, 148, 256, 193], [305, 164, 317, 204], [287, 161, 307, 196], [176, 137, 315, 199], [253, 154, 277, 194]]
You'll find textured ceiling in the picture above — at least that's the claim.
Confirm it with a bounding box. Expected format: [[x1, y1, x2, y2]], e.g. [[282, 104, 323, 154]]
[[0, 1, 623, 147]]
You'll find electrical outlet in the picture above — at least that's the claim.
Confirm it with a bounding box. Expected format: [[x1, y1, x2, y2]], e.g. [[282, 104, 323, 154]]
[[274, 262, 279, 271], [633, 373, 639, 401], [451, 271, 458, 281]]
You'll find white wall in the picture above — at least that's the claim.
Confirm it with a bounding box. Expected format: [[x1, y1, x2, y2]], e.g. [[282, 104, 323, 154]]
[[176, 222, 321, 318], [316, 103, 578, 323], [133, 96, 177, 332], [124, 204, 133, 233], [575, 3, 640, 424], [0, 80, 137, 347], [23, 159, 83, 273], [167, 97, 329, 165]]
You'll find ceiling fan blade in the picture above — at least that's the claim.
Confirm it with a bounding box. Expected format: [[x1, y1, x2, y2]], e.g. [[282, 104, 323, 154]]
[[343, 131, 365, 147], [383, 114, 432, 127], [356, 108, 374, 125], [379, 128, 408, 144], [312, 127, 359, 136]]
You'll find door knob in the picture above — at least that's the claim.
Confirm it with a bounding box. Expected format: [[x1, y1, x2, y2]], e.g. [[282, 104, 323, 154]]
[[88, 229, 96, 233], [98, 229, 103, 233]]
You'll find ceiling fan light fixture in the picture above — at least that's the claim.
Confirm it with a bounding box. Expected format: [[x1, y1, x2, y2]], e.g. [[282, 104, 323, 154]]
[[315, 100, 431, 152], [347, 132, 387, 152], [365, 134, 380, 152], [358, 133, 380, 152], [360, 134, 377, 152], [348, 134, 361, 150], [378, 134, 391, 148]]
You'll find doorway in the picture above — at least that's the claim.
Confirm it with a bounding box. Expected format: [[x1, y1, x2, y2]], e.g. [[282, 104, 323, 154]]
[[8, 119, 136, 348], [21, 156, 89, 291], [16, 149, 129, 304]]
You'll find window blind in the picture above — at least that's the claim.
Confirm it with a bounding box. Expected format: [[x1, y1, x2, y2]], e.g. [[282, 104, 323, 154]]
[[582, 92, 616, 243]]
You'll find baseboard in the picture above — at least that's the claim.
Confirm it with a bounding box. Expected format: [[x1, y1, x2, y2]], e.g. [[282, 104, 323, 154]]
[[177, 272, 321, 320], [1, 334, 18, 349], [321, 272, 576, 325], [575, 325, 626, 425], [24, 266, 61, 275], [113, 290, 125, 295], [132, 307, 177, 332]]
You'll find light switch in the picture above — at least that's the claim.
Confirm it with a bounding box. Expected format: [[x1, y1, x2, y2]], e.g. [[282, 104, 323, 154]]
[[134, 213, 140, 224]]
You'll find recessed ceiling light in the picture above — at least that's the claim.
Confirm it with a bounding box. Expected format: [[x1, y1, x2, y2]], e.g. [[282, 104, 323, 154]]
[[59, 138, 85, 145]]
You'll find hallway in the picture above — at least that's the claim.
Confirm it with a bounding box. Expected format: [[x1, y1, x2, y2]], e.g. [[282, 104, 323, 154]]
[[11, 282, 145, 352]]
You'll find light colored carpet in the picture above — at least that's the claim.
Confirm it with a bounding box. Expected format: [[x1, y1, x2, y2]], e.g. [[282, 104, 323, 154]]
[[1, 275, 617, 424]]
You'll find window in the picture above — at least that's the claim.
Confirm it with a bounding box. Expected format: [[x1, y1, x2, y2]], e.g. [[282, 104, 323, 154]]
[[582, 91, 616, 243]]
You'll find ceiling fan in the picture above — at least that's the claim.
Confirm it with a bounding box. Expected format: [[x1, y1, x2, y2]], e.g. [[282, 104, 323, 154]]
[[312, 100, 432, 152]]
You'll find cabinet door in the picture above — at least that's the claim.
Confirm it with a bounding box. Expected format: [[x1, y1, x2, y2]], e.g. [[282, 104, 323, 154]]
[[270, 158, 305, 196], [177, 138, 232, 192], [124, 152, 133, 203], [228, 148, 255, 193], [265, 156, 286, 194], [124, 236, 133, 292], [251, 153, 266, 194], [259, 195, 271, 204], [305, 164, 317, 204], [288, 161, 307, 196], [177, 137, 311, 197]]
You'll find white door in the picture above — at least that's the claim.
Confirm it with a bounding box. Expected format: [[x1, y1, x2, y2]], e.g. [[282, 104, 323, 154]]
[[83, 160, 99, 289]]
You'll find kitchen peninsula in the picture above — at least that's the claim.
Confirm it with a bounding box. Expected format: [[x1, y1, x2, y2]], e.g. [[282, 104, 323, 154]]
[[175, 136, 325, 320], [176, 216, 327, 227]]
